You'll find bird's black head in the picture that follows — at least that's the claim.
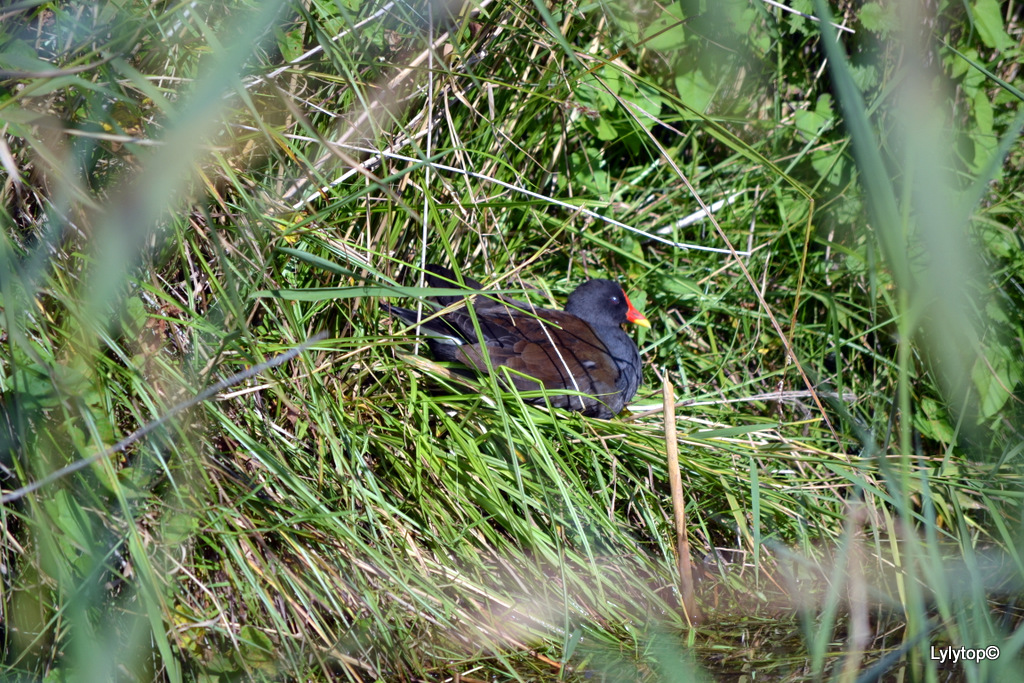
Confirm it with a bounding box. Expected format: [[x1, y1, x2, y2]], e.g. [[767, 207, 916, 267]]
[[566, 279, 649, 329]]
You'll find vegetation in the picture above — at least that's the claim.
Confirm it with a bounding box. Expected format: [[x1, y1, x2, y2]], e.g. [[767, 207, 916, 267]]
[[1, 0, 1022, 680]]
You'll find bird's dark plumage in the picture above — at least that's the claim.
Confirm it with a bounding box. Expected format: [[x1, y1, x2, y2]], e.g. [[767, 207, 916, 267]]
[[383, 265, 648, 418]]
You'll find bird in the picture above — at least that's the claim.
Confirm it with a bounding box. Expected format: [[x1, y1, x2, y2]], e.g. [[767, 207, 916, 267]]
[[382, 265, 649, 418]]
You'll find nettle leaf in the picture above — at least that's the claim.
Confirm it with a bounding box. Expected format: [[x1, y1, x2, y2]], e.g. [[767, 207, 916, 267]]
[[849, 64, 880, 91], [859, 2, 900, 34], [788, 0, 816, 35]]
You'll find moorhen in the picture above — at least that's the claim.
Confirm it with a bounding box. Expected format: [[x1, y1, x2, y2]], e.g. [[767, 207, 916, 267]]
[[383, 265, 649, 418]]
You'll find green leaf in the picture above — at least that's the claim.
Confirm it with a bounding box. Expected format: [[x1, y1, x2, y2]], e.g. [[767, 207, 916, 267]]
[[915, 397, 954, 444], [794, 94, 834, 139], [674, 68, 715, 117], [658, 274, 702, 299], [972, 341, 1022, 420], [972, 0, 1014, 51], [810, 147, 848, 185], [568, 148, 610, 195], [858, 2, 900, 34], [849, 64, 880, 91], [275, 27, 304, 63], [645, 4, 688, 51], [0, 39, 52, 72], [971, 88, 994, 135]]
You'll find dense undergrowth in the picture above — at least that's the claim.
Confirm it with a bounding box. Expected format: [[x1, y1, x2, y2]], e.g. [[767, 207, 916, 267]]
[[1, 0, 1022, 680]]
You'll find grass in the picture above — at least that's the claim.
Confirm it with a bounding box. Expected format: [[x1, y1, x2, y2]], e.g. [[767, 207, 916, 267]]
[[1, 0, 1023, 680]]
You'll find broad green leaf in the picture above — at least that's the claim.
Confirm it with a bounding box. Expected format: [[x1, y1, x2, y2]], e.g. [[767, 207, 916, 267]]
[[674, 68, 715, 117], [859, 2, 900, 34], [972, 0, 1014, 51]]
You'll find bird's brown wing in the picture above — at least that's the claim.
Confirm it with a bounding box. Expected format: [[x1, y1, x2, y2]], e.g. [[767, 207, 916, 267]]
[[453, 308, 623, 413]]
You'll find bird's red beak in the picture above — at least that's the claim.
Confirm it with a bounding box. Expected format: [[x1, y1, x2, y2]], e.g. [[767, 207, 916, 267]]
[[624, 294, 651, 328]]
